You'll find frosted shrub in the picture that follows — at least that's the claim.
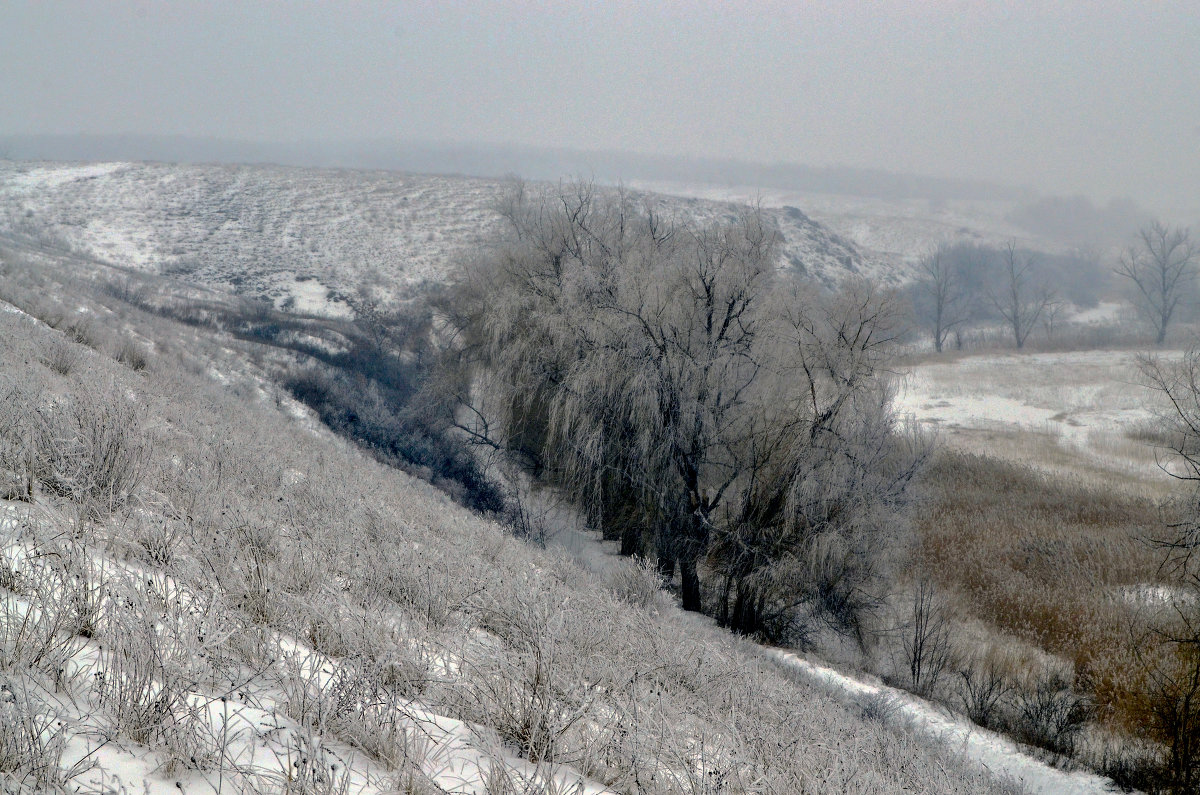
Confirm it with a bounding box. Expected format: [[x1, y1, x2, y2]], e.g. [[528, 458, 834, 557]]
[[61, 315, 98, 349], [94, 622, 194, 745], [0, 546, 87, 675], [41, 337, 80, 376], [901, 579, 954, 697], [114, 339, 150, 371], [0, 382, 40, 502], [605, 556, 665, 611], [33, 384, 148, 520], [1014, 664, 1092, 756], [456, 595, 604, 765], [264, 729, 353, 795], [956, 647, 1015, 731]]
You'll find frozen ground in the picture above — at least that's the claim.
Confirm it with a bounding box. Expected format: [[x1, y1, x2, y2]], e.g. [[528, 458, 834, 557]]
[[896, 348, 1176, 491], [772, 652, 1120, 795], [0, 503, 615, 795], [553, 505, 1125, 794]]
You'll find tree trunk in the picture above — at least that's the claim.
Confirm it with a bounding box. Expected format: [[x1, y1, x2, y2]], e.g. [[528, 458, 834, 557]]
[[680, 555, 702, 612], [620, 522, 641, 557], [727, 578, 764, 636], [731, 581, 749, 633]]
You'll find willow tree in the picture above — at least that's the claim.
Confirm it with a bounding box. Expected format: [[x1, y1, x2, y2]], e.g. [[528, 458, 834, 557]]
[[457, 181, 919, 622], [705, 280, 925, 637]]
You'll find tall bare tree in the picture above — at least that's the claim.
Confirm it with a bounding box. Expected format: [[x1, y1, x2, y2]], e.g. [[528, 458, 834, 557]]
[[1117, 222, 1198, 345], [914, 244, 967, 353], [992, 241, 1053, 350]]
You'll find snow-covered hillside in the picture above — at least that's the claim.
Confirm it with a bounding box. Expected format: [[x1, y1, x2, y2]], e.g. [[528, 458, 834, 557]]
[[0, 161, 511, 314], [0, 236, 1031, 795], [0, 161, 892, 315]]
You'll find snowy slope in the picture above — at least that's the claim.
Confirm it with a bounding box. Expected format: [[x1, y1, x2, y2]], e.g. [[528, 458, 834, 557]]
[[0, 161, 890, 313]]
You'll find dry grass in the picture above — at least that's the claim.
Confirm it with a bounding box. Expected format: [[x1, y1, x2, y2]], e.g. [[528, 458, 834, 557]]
[[916, 450, 1168, 743]]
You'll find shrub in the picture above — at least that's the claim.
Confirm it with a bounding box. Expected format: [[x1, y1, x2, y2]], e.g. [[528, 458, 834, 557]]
[[114, 339, 150, 371], [1013, 665, 1092, 757], [94, 603, 199, 746], [901, 580, 954, 697], [0, 678, 89, 792], [0, 551, 87, 675], [257, 728, 353, 795], [42, 337, 80, 376], [0, 382, 39, 502], [33, 385, 148, 520], [455, 597, 601, 765], [61, 315, 98, 349], [956, 648, 1015, 731], [605, 556, 665, 611]]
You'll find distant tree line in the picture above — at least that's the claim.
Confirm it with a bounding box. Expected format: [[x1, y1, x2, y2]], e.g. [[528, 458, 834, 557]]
[[909, 241, 1094, 351], [910, 221, 1198, 351]]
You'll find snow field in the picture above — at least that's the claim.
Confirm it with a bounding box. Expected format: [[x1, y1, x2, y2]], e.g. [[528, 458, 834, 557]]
[[895, 348, 1176, 491]]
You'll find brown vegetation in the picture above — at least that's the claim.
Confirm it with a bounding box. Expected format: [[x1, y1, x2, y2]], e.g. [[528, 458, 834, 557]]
[[914, 449, 1197, 785]]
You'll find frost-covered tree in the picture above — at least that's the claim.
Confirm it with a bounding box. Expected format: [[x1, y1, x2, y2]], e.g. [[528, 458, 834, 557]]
[[1137, 351, 1200, 789], [455, 182, 921, 628], [913, 244, 967, 353]]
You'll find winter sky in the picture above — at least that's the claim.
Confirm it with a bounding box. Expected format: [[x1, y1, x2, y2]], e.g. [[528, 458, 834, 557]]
[[2, 1, 1198, 217]]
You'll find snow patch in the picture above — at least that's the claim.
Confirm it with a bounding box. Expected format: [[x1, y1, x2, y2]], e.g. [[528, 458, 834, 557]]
[[2, 162, 125, 192]]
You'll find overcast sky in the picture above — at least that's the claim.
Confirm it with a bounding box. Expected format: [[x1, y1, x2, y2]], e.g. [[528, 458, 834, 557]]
[[2, 1, 1198, 217]]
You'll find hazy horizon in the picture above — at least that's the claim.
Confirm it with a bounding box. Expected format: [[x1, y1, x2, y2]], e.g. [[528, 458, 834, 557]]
[[2, 1, 1198, 219]]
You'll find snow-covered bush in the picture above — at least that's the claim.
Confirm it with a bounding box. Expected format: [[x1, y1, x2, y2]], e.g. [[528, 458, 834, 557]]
[[41, 336, 80, 376], [605, 556, 666, 611], [32, 383, 148, 521]]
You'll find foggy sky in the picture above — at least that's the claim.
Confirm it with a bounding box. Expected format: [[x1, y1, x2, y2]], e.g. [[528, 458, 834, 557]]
[[2, 1, 1198, 218]]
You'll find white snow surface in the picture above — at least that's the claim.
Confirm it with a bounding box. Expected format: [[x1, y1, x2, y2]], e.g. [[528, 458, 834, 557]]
[[771, 652, 1121, 795], [1, 162, 124, 192], [895, 348, 1174, 485]]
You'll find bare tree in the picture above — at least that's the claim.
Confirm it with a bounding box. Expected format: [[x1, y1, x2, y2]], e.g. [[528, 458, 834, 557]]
[[1039, 296, 1067, 344], [903, 579, 954, 697], [1117, 222, 1198, 345], [992, 241, 1053, 350], [914, 244, 967, 353]]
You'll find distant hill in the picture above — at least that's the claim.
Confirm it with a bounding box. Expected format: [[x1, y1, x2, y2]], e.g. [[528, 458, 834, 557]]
[[0, 134, 1026, 203], [0, 160, 896, 315]]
